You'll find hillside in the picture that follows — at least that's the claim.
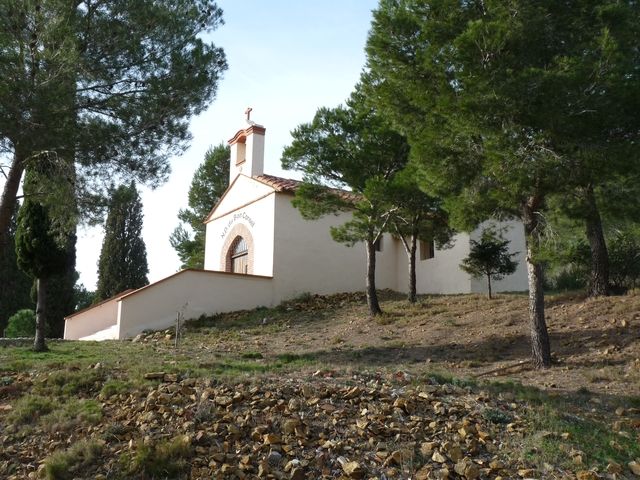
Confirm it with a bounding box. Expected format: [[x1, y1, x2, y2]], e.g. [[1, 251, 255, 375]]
[[1, 291, 639, 479]]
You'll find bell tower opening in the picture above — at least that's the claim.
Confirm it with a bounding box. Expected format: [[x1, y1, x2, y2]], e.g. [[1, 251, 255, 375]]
[[228, 108, 266, 183]]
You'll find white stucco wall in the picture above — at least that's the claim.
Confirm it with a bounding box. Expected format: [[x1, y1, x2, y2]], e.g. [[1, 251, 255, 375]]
[[206, 175, 273, 224], [374, 234, 401, 291], [412, 233, 473, 294], [64, 296, 121, 340], [469, 220, 529, 294], [271, 195, 372, 301], [204, 190, 275, 276], [117, 270, 274, 339]]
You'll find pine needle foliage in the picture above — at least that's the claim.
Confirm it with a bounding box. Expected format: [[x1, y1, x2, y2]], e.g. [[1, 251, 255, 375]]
[[460, 228, 518, 299]]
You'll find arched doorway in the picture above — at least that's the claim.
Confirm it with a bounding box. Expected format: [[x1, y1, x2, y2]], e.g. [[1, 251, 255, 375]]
[[229, 236, 249, 274], [220, 223, 255, 274]]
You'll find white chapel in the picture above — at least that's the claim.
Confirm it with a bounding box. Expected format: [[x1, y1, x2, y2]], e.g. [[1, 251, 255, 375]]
[[65, 114, 528, 341]]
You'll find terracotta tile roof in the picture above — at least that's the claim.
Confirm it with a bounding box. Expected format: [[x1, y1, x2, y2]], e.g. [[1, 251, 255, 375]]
[[253, 174, 302, 192], [253, 174, 360, 202]]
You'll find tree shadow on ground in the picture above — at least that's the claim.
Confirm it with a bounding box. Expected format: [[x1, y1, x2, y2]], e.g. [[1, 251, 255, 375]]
[[305, 326, 636, 368]]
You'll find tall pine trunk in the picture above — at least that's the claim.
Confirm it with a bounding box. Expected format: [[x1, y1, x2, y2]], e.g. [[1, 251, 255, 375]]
[[584, 186, 609, 296], [486, 274, 492, 300], [408, 233, 417, 303], [0, 152, 25, 258], [523, 198, 551, 368], [365, 237, 382, 316], [34, 277, 48, 352]]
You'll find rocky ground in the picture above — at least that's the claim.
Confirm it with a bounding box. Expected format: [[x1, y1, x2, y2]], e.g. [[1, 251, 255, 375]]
[[0, 290, 639, 479]]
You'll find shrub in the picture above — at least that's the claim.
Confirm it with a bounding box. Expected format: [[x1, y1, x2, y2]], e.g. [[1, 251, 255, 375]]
[[8, 395, 57, 424], [99, 379, 132, 399], [552, 266, 588, 291], [40, 399, 103, 432], [122, 435, 192, 478], [4, 309, 35, 337], [608, 230, 640, 291], [42, 439, 103, 480], [34, 369, 103, 396]]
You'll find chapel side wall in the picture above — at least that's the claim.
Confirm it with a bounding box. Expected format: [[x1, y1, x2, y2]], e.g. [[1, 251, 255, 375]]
[[204, 193, 275, 276], [272, 195, 387, 301], [117, 270, 274, 339], [64, 297, 120, 340], [375, 233, 401, 291], [469, 220, 529, 294], [402, 233, 474, 294]]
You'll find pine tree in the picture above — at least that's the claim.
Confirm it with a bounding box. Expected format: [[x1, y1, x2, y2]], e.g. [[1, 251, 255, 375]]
[[95, 182, 149, 301], [170, 144, 230, 268], [282, 85, 409, 316], [460, 228, 518, 300], [0, 1, 228, 260]]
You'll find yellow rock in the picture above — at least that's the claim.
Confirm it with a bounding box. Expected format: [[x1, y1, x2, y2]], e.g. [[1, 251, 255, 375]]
[[342, 460, 365, 479], [263, 433, 281, 445], [432, 450, 447, 463], [576, 470, 598, 480]]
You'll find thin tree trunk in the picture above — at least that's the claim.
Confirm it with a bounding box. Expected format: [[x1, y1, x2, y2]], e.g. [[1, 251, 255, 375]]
[[584, 186, 609, 296], [365, 238, 382, 316], [487, 274, 492, 300], [34, 277, 48, 352], [0, 152, 25, 257], [408, 233, 417, 303], [523, 198, 551, 369]]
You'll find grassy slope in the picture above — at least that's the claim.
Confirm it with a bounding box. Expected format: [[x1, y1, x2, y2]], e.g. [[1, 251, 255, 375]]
[[1, 290, 639, 479]]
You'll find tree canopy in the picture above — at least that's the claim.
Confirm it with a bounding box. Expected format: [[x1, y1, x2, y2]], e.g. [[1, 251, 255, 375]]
[[0, 0, 228, 258], [95, 182, 149, 301], [170, 144, 230, 269]]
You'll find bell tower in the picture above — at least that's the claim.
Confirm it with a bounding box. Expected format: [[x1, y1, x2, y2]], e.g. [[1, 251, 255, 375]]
[[228, 108, 266, 183]]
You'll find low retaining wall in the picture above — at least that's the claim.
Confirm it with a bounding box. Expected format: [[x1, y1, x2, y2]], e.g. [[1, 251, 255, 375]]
[[64, 294, 122, 340], [116, 269, 274, 339]]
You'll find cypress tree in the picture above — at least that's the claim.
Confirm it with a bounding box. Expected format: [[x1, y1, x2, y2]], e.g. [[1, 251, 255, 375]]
[[15, 198, 67, 351], [96, 182, 149, 301], [46, 231, 77, 337]]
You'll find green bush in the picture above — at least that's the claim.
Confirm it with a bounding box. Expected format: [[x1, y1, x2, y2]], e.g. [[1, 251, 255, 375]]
[[608, 230, 640, 291], [34, 369, 104, 396], [8, 395, 58, 425], [552, 266, 588, 291], [122, 435, 192, 478], [42, 439, 103, 480], [99, 379, 132, 399], [543, 239, 590, 292], [4, 309, 35, 337]]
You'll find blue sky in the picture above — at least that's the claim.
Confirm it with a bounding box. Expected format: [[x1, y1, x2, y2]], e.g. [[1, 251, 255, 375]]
[[76, 0, 379, 289]]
